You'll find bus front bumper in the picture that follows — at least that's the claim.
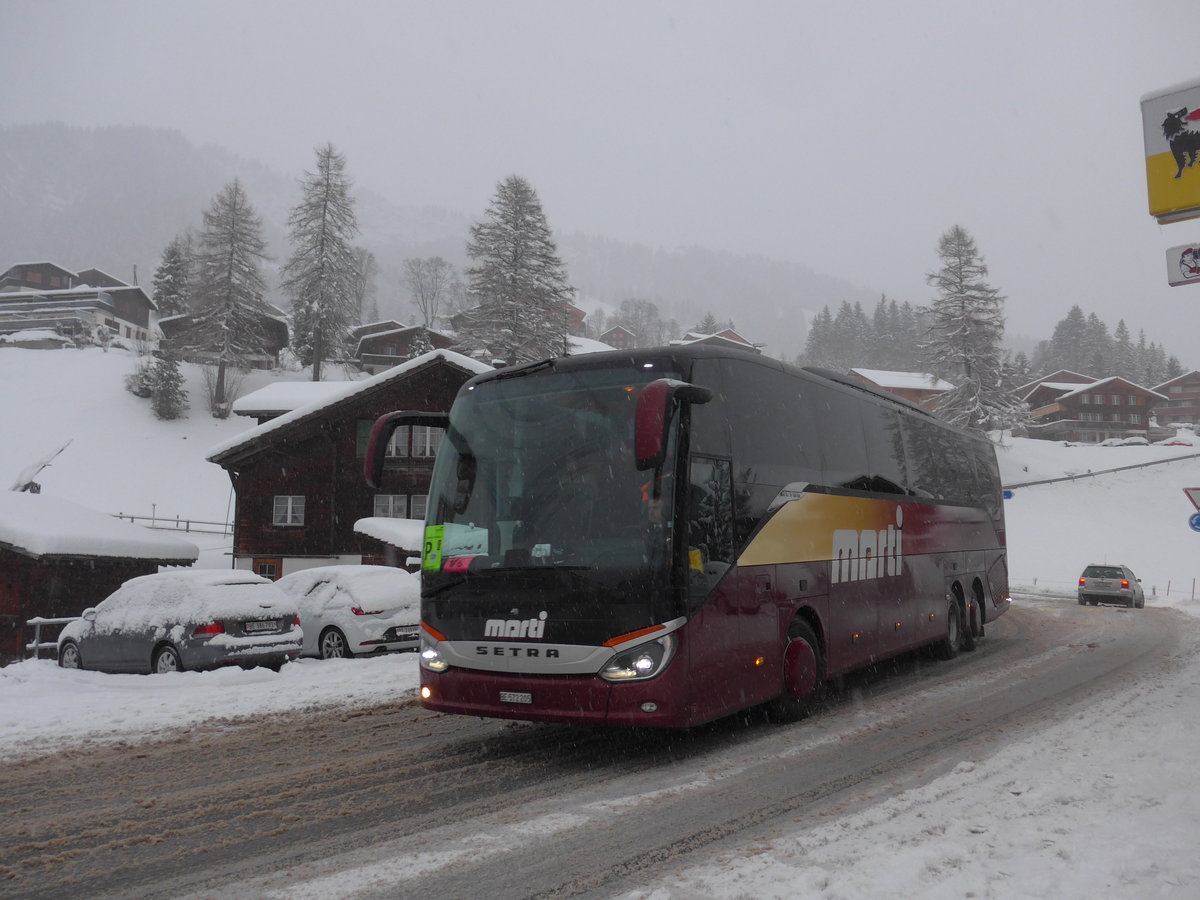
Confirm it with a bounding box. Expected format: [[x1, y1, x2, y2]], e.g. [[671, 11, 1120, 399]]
[[420, 666, 693, 728]]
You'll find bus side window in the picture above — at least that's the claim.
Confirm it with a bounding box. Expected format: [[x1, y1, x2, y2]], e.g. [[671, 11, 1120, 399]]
[[688, 456, 734, 603]]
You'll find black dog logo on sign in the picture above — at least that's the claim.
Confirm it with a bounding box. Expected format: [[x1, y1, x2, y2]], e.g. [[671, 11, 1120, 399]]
[[1162, 107, 1200, 179]]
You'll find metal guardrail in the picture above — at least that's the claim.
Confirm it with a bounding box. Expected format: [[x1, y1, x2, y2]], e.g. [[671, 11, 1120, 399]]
[[1003, 450, 1200, 490], [25, 616, 81, 659], [112, 512, 232, 535]]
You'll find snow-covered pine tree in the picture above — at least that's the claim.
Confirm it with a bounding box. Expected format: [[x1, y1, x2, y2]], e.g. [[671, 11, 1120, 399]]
[[151, 233, 194, 318], [458, 175, 575, 364], [183, 179, 271, 415], [923, 225, 1026, 432], [281, 144, 360, 381], [150, 351, 188, 420], [695, 312, 721, 334]]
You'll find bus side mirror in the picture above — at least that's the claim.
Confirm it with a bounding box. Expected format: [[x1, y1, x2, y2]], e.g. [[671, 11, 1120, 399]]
[[364, 410, 450, 489], [635, 378, 712, 471]]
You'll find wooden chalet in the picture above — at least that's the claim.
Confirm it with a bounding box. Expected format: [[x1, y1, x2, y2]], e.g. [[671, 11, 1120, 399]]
[[671, 328, 762, 354], [349, 323, 456, 374], [599, 324, 636, 350], [158, 305, 290, 368], [1152, 370, 1200, 427], [848, 368, 955, 411], [0, 262, 155, 344], [206, 350, 492, 579], [1020, 376, 1166, 443], [0, 492, 198, 663]]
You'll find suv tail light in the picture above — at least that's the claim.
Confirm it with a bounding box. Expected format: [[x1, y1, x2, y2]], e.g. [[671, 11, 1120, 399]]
[[1121, 579, 1130, 589], [1079, 577, 1086, 586]]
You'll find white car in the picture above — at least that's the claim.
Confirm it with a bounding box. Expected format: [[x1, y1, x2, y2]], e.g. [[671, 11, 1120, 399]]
[[58, 569, 302, 674], [275, 565, 420, 659]]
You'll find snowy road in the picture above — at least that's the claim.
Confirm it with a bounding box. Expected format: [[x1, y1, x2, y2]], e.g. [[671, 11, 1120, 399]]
[[2, 597, 1190, 899]]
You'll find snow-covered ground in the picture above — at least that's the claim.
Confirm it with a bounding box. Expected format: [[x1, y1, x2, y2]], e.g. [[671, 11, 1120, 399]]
[[4, 345, 1200, 897]]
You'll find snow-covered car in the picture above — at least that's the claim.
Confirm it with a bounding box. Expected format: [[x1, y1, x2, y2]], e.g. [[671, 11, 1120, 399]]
[[57, 569, 302, 674], [1077, 564, 1145, 609], [275, 565, 420, 659]]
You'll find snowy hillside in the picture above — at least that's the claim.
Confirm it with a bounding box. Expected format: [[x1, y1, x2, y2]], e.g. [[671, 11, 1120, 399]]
[[0, 347, 334, 564]]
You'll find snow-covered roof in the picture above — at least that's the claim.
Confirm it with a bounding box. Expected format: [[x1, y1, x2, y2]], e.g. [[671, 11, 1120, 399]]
[[232, 381, 361, 417], [207, 349, 493, 461], [567, 335, 617, 354], [354, 516, 425, 550], [1056, 377, 1167, 402], [850, 368, 955, 391], [0, 491, 199, 562]]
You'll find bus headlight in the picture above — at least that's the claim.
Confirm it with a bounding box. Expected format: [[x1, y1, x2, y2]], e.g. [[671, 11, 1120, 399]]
[[420, 640, 449, 673], [600, 634, 676, 682]]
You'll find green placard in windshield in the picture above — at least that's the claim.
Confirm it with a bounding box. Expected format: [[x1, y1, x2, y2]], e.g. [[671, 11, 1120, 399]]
[[423, 524, 444, 572]]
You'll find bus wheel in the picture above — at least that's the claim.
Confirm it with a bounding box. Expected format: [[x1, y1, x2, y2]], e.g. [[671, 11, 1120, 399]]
[[768, 620, 823, 724], [933, 599, 962, 661]]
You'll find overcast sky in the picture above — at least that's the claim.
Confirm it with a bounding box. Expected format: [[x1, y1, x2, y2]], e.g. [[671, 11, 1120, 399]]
[[7, 0, 1200, 352]]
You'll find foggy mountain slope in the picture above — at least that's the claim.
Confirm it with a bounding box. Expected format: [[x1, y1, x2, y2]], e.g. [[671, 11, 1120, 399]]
[[0, 122, 876, 358]]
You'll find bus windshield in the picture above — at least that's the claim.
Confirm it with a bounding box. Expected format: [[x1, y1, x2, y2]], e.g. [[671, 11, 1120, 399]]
[[423, 366, 681, 601]]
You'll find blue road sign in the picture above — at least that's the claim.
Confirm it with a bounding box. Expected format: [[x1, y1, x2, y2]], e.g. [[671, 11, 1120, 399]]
[[1190, 512, 1200, 532], [1002, 490, 1014, 500]]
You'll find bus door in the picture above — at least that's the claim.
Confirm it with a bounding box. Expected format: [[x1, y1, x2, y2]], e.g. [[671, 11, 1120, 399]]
[[683, 455, 756, 717]]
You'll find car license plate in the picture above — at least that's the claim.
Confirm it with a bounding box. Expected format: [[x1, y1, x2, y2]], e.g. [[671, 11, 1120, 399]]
[[244, 620, 278, 633], [499, 691, 533, 705]]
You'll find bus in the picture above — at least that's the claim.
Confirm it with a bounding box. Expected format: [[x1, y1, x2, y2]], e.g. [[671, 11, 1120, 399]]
[[365, 345, 1010, 728]]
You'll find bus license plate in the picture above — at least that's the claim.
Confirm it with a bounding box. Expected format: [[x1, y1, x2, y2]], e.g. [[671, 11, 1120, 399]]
[[499, 691, 533, 705]]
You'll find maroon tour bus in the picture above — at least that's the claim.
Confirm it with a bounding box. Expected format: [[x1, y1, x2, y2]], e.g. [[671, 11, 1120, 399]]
[[365, 345, 1009, 728]]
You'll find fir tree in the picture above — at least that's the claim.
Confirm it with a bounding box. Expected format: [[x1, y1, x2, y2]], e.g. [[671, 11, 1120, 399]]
[[695, 312, 721, 334], [281, 143, 360, 381], [457, 175, 575, 363], [923, 225, 1026, 431], [150, 351, 188, 420], [151, 233, 193, 318], [184, 179, 271, 414]]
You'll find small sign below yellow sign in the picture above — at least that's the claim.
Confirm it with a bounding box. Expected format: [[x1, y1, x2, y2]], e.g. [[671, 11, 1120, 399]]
[[1166, 244, 1200, 286], [1142, 77, 1200, 224]]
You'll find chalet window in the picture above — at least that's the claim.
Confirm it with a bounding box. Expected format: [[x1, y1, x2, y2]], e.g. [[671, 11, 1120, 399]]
[[1128, 395, 1137, 405], [50, 275, 62, 287], [27, 271, 41, 284], [1130, 414, 1141, 424], [411, 426, 443, 457], [1110, 413, 1121, 423], [1093, 394, 1104, 404], [273, 495, 305, 526], [1111, 394, 1120, 405], [373, 495, 407, 518], [1082, 395, 1090, 405], [356, 421, 405, 458], [410, 494, 428, 520]]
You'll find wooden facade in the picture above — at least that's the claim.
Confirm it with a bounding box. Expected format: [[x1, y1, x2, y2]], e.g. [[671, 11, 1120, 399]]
[[0, 552, 164, 663], [353, 325, 455, 374], [207, 351, 491, 579], [1022, 376, 1166, 443], [1152, 370, 1200, 426]]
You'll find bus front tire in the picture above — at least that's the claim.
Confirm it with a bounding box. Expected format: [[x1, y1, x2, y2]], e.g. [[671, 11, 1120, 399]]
[[768, 620, 824, 724]]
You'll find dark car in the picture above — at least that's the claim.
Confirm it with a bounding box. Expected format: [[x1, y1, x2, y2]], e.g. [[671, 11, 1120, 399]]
[[1078, 564, 1145, 609], [58, 569, 303, 673]]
